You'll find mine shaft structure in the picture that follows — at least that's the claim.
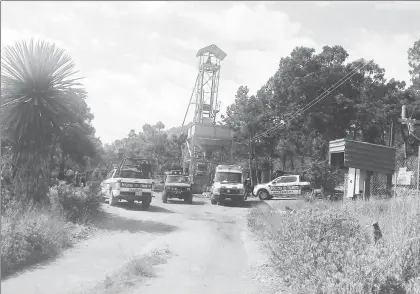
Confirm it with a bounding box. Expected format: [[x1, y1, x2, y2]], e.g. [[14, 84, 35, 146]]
[[181, 45, 234, 194]]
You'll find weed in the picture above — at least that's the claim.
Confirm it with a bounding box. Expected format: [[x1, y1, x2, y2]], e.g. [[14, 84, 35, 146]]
[[248, 197, 420, 294]]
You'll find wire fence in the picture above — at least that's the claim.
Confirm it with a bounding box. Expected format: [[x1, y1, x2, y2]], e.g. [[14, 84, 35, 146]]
[[369, 148, 420, 198], [393, 150, 420, 197]]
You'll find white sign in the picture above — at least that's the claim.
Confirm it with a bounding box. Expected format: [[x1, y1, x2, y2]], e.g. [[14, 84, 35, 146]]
[[397, 168, 413, 186]]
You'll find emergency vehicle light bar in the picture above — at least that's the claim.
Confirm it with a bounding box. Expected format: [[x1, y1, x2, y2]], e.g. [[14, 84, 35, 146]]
[[168, 170, 186, 175], [216, 165, 242, 171]]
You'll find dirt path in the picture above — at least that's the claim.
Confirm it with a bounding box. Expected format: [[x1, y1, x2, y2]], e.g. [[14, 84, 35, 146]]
[[2, 194, 276, 294]]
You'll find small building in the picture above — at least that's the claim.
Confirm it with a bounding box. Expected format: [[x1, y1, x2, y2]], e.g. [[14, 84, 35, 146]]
[[329, 138, 397, 198]]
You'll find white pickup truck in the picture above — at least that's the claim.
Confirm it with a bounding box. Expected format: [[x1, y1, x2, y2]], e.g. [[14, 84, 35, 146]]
[[100, 167, 153, 209], [253, 174, 312, 200]]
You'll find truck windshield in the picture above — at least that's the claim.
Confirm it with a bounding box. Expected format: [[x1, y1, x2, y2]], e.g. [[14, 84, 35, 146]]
[[166, 175, 190, 184], [214, 172, 242, 183], [120, 169, 150, 179]]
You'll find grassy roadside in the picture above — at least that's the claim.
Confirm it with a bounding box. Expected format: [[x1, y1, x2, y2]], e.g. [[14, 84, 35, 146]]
[[248, 197, 420, 294], [1, 182, 103, 278]]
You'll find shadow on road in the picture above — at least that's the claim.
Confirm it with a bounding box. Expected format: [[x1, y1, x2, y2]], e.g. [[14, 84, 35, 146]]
[[222, 199, 269, 209], [92, 210, 179, 234], [112, 201, 175, 213], [165, 199, 207, 206]]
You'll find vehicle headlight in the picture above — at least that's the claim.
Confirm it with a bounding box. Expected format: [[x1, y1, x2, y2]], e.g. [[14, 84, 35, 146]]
[[186, 187, 190, 191], [213, 187, 220, 195]]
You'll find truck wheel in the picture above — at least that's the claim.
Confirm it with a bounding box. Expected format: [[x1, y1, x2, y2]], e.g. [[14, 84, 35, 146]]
[[258, 189, 270, 200], [218, 196, 225, 206], [109, 192, 117, 206], [162, 191, 168, 203], [142, 199, 151, 209], [184, 193, 193, 204], [211, 199, 217, 205]]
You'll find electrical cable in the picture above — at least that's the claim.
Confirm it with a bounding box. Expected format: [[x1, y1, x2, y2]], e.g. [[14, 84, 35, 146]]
[[249, 59, 374, 143]]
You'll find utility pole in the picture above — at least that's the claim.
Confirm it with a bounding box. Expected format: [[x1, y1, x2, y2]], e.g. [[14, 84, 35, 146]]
[[0, 105, 2, 290], [387, 120, 396, 196], [399, 105, 420, 197]]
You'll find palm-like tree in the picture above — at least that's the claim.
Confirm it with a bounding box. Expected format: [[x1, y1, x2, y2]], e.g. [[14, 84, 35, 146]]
[[1, 39, 89, 201]]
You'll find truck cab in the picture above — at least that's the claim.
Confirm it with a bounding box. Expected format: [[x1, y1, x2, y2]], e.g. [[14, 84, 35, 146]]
[[162, 170, 193, 204], [210, 165, 245, 206], [100, 166, 153, 209], [253, 174, 312, 200]]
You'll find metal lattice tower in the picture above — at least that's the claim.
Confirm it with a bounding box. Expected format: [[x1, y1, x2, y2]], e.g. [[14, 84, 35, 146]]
[[193, 45, 227, 124], [180, 45, 230, 194]]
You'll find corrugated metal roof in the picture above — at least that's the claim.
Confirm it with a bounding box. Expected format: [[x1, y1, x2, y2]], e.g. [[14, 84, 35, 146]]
[[196, 44, 227, 60], [329, 138, 396, 174]]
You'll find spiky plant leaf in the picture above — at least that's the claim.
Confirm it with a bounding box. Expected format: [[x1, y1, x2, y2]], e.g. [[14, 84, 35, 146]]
[[1, 39, 87, 201]]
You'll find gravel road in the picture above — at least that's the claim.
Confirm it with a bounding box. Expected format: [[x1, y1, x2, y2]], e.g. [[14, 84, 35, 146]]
[[2, 193, 284, 294]]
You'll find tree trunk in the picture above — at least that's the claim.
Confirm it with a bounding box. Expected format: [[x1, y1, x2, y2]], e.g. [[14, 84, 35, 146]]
[[248, 137, 253, 186], [282, 155, 286, 171], [290, 155, 295, 171], [255, 153, 260, 184]]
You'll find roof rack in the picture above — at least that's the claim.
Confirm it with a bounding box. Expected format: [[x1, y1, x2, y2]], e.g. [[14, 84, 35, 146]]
[[167, 170, 188, 176]]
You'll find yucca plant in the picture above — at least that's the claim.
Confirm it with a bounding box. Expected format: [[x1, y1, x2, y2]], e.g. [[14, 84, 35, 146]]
[[1, 39, 88, 202]]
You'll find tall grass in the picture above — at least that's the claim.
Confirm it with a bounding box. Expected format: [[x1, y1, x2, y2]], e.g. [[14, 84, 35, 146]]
[[248, 196, 420, 294], [1, 182, 103, 277]]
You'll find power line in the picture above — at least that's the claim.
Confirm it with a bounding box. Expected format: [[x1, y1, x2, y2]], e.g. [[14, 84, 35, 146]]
[[249, 59, 374, 143]]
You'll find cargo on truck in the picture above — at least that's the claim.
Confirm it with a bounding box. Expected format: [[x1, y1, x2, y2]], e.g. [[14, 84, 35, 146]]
[[100, 157, 155, 209]]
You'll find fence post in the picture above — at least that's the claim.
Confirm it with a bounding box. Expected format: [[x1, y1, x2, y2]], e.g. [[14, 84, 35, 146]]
[[417, 146, 420, 198], [394, 170, 397, 197]]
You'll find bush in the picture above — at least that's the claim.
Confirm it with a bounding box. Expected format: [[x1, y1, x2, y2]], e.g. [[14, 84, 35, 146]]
[[48, 182, 103, 223], [1, 183, 102, 276], [249, 197, 420, 294], [0, 201, 87, 276]]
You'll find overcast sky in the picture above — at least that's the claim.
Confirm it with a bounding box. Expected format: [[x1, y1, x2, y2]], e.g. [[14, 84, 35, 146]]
[[2, 1, 420, 144]]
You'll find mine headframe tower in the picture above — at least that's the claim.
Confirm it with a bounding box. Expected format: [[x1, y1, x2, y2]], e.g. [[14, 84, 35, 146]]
[[181, 45, 233, 194]]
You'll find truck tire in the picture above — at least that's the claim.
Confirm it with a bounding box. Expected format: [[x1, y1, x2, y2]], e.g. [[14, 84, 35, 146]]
[[162, 191, 168, 203], [257, 189, 270, 200], [184, 193, 193, 204], [211, 199, 217, 205], [142, 199, 151, 209], [218, 196, 225, 206]]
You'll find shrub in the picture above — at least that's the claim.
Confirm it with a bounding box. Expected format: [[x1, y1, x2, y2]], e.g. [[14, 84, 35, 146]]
[[1, 183, 102, 276], [249, 197, 420, 294], [48, 182, 103, 223], [0, 201, 87, 276]]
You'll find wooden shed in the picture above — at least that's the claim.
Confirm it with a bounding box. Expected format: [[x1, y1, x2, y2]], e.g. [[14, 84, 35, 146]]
[[329, 139, 396, 174], [329, 139, 397, 198]]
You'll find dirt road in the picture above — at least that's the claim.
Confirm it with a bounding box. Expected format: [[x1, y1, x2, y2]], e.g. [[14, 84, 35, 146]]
[[2, 194, 277, 294]]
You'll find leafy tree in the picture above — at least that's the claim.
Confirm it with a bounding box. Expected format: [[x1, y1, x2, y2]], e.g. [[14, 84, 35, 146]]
[[224, 44, 418, 186], [408, 38, 420, 91]]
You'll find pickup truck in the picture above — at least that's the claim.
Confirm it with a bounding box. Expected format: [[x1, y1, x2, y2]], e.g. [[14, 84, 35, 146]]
[[253, 174, 312, 200], [100, 167, 153, 209]]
